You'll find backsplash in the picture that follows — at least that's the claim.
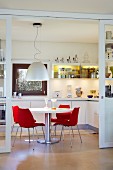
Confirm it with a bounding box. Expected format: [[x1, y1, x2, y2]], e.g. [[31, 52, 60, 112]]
[[49, 79, 99, 98]]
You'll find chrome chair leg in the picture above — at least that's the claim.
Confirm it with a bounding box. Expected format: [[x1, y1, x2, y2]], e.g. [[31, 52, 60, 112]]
[[60, 125, 64, 141], [20, 127, 22, 138], [35, 127, 39, 139], [12, 126, 19, 147], [54, 125, 57, 136], [11, 124, 15, 134], [70, 126, 73, 147], [42, 126, 45, 138], [28, 128, 30, 143], [33, 127, 35, 151], [77, 125, 82, 143], [71, 126, 74, 138], [62, 126, 65, 141]]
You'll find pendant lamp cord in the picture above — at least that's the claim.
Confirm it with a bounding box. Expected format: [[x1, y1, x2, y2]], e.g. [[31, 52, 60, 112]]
[[34, 26, 41, 60]]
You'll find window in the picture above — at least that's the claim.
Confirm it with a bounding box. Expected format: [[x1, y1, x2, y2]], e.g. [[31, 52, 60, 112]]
[[12, 64, 47, 96]]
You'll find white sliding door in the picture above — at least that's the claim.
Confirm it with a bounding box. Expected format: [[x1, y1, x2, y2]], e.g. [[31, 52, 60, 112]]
[[0, 16, 12, 153], [99, 20, 113, 148]]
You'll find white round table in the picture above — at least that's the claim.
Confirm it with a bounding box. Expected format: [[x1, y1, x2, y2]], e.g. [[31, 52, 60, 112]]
[[29, 107, 72, 144]]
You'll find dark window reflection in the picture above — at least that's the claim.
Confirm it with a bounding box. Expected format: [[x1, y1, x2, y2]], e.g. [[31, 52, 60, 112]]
[[12, 64, 47, 96]]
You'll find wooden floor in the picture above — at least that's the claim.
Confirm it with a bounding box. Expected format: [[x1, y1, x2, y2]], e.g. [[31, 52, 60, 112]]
[[0, 131, 113, 170]]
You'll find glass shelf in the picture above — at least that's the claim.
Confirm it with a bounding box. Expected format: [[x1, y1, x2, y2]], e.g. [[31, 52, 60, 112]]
[[52, 63, 99, 79]]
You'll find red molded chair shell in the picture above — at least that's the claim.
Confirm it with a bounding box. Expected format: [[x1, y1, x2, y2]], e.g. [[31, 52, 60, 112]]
[[12, 106, 19, 124], [51, 104, 71, 123], [54, 107, 82, 145], [12, 108, 45, 148], [12, 106, 21, 135], [54, 107, 79, 126], [18, 108, 45, 128]]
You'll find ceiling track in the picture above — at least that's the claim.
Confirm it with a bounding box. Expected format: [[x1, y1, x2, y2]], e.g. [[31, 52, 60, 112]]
[[0, 9, 113, 21]]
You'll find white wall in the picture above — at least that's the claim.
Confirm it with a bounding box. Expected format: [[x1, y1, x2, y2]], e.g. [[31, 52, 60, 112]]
[[12, 40, 98, 63], [11, 40, 98, 98], [50, 79, 99, 98]]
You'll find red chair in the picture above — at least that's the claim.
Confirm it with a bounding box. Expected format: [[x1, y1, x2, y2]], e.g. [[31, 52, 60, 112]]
[[12, 106, 22, 137], [54, 107, 82, 147], [51, 104, 72, 136], [12, 108, 45, 149], [51, 104, 71, 123]]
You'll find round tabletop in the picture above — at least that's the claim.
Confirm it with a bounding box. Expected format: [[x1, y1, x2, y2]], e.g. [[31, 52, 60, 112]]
[[29, 107, 72, 114]]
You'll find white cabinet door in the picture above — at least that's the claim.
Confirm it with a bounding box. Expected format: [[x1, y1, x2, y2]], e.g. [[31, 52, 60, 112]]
[[56, 100, 72, 108], [86, 101, 99, 128], [30, 100, 51, 108], [72, 101, 87, 124], [11, 101, 31, 108]]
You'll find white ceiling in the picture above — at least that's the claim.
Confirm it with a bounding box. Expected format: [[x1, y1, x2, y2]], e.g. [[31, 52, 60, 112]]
[[0, 18, 99, 43], [12, 19, 99, 43], [0, 0, 107, 43], [0, 0, 113, 15]]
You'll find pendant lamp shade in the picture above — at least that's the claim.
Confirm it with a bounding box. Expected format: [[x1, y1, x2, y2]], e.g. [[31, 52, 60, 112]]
[[26, 23, 49, 81], [26, 61, 49, 81]]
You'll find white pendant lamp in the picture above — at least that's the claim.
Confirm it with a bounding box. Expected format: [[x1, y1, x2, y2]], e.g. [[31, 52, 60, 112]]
[[26, 23, 49, 81], [26, 61, 49, 81]]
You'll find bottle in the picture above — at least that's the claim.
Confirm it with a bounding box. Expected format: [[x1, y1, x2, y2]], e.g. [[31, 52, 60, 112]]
[[75, 54, 78, 63]]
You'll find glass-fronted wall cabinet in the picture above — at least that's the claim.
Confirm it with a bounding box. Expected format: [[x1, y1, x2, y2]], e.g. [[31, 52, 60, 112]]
[[0, 63, 6, 126], [0, 20, 7, 151], [52, 63, 99, 79], [105, 25, 113, 97], [0, 17, 12, 153]]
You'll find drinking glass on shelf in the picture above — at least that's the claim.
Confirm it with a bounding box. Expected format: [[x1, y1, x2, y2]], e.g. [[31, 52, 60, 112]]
[[44, 98, 49, 108]]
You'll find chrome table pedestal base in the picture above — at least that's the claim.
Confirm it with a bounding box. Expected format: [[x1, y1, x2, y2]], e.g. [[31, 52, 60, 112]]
[[37, 113, 60, 144], [37, 138, 59, 144]]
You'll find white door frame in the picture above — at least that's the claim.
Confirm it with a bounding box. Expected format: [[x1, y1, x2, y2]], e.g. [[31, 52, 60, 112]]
[[1, 9, 113, 152], [99, 20, 113, 148]]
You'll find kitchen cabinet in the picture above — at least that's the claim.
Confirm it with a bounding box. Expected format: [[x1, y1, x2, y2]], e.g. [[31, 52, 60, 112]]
[[56, 100, 72, 108], [52, 63, 80, 78], [0, 63, 6, 124], [105, 38, 113, 81], [0, 63, 5, 79], [0, 102, 6, 125], [71, 101, 87, 124], [0, 63, 6, 97], [0, 17, 12, 153], [86, 101, 99, 128], [11, 101, 31, 108], [105, 28, 113, 81], [52, 63, 99, 79]]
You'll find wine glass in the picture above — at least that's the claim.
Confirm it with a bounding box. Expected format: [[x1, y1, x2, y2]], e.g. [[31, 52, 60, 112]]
[[44, 98, 49, 108]]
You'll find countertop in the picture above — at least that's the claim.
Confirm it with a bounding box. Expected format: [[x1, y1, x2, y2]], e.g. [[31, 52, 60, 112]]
[[11, 97, 99, 102]]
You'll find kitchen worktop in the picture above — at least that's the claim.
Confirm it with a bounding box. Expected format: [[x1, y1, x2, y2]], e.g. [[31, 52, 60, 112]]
[[11, 97, 99, 102]]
